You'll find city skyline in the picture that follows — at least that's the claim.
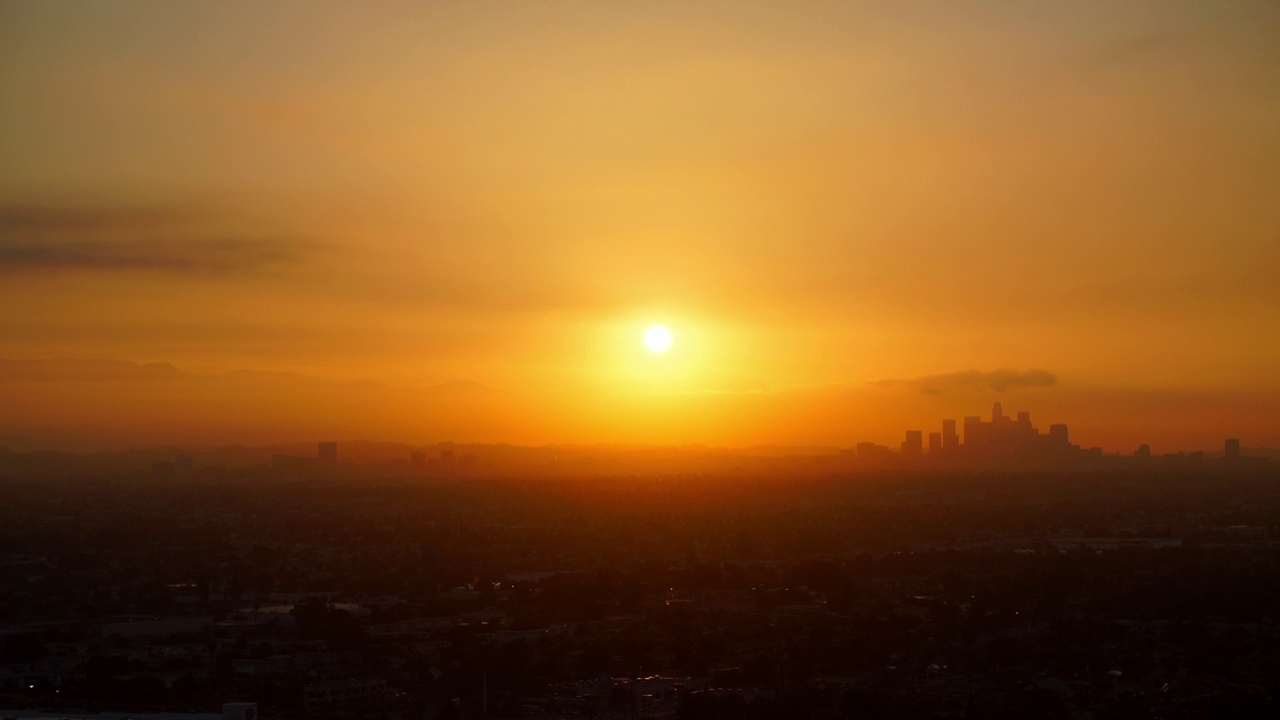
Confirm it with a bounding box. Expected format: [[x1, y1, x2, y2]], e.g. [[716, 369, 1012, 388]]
[[2, 391, 1265, 476], [0, 355, 1271, 455]]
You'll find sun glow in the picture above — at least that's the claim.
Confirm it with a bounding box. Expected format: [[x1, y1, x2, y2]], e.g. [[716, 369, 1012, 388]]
[[643, 325, 672, 353]]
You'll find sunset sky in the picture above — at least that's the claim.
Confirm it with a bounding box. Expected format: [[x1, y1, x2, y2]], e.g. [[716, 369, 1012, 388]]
[[2, 1, 1278, 452]]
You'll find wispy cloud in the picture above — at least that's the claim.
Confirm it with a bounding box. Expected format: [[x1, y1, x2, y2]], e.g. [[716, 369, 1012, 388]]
[[0, 237, 315, 274], [0, 203, 319, 274], [873, 369, 1059, 395], [0, 204, 183, 233]]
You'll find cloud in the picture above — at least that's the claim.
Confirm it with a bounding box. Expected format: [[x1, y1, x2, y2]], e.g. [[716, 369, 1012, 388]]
[[872, 369, 1059, 395], [0, 203, 319, 274], [0, 204, 183, 233], [0, 237, 315, 274]]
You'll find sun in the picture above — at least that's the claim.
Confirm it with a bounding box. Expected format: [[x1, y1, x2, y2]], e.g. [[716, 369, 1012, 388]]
[[643, 325, 672, 352]]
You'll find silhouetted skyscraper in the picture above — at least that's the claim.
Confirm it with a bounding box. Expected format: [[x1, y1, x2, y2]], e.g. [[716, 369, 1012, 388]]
[[928, 432, 942, 454], [1049, 424, 1068, 445], [942, 419, 958, 450], [992, 402, 1004, 422], [318, 442, 337, 465], [902, 430, 923, 457], [1225, 438, 1241, 460], [963, 416, 983, 446], [1136, 444, 1151, 458]]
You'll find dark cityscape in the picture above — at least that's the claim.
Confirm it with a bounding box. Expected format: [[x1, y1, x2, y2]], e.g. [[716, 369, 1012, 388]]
[[3, 404, 1279, 719]]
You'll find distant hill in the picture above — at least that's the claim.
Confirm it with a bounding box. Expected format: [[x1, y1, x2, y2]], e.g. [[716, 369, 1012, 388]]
[[0, 357, 184, 382]]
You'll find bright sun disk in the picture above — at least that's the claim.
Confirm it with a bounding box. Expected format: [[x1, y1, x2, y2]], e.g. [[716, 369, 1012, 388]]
[[644, 325, 672, 352]]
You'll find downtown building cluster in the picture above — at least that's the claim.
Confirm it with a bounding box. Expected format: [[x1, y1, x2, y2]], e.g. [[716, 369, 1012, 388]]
[[852, 402, 1251, 472], [854, 402, 1079, 468]]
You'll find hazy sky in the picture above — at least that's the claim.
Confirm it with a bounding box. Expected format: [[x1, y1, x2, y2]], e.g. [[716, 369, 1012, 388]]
[[2, 1, 1278, 451]]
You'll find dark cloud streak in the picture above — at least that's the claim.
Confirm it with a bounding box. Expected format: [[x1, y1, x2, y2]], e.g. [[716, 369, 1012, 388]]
[[0, 203, 319, 274], [873, 369, 1059, 395], [0, 203, 185, 233], [0, 237, 316, 274]]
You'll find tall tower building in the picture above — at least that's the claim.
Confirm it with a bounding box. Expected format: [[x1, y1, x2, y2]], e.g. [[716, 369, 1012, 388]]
[[902, 430, 923, 457], [1049, 424, 1069, 445], [942, 419, 958, 450], [963, 416, 983, 446], [1225, 438, 1241, 460], [992, 402, 1004, 422]]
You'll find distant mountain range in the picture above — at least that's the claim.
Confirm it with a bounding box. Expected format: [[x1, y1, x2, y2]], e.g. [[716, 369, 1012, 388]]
[[0, 357, 186, 382]]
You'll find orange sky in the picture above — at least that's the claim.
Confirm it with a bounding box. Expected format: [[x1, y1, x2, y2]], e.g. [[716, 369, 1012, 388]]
[[2, 1, 1278, 452]]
